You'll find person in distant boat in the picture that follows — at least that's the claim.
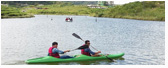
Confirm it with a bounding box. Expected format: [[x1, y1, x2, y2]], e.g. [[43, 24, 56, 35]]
[[65, 17, 70, 21], [70, 18, 73, 21], [81, 40, 101, 57], [65, 17, 68, 21], [48, 42, 74, 59]]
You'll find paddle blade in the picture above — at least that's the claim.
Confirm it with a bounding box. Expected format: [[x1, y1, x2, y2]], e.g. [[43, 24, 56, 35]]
[[72, 33, 83, 40], [77, 45, 89, 49]]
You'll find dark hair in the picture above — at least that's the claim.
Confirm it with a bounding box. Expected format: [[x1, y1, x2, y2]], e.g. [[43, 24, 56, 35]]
[[85, 40, 90, 44], [52, 42, 58, 46]]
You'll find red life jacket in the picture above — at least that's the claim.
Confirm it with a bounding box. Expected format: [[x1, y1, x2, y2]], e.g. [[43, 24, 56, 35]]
[[48, 47, 60, 58], [66, 18, 68, 20], [81, 44, 91, 56]]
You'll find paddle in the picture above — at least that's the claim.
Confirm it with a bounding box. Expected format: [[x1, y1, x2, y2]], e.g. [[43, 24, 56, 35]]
[[72, 33, 98, 50], [72, 33, 85, 41], [70, 44, 89, 51], [72, 33, 113, 61]]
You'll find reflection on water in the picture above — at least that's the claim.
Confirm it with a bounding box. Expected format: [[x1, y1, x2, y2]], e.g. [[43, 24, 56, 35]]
[[1, 15, 165, 65]]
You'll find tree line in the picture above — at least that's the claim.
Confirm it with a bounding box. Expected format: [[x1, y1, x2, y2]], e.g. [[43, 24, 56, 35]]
[[1, 1, 97, 6]]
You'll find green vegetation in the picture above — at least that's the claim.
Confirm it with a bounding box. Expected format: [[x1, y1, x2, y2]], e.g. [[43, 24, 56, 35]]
[[1, 1, 165, 21], [102, 1, 165, 21], [1, 1, 97, 7], [1, 6, 34, 18], [26, 5, 98, 15]]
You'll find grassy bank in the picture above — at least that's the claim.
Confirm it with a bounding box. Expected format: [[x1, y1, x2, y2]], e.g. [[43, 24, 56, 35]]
[[26, 4, 97, 16], [101, 1, 165, 21], [1, 6, 34, 18], [25, 1, 164, 21]]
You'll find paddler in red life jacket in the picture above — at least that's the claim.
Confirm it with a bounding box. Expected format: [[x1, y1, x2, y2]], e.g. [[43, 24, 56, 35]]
[[48, 42, 74, 59], [65, 17, 69, 21], [81, 40, 101, 57]]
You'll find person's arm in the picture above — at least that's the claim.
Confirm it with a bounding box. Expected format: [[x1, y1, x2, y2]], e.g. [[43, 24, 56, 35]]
[[95, 51, 101, 54], [85, 48, 95, 55], [85, 48, 101, 55], [52, 48, 70, 54], [52, 48, 65, 54], [64, 50, 70, 53]]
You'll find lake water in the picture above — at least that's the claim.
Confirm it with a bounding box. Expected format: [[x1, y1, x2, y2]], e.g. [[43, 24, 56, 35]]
[[1, 15, 165, 65]]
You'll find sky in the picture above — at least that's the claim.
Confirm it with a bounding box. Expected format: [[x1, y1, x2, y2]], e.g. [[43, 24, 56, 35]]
[[113, 0, 137, 4]]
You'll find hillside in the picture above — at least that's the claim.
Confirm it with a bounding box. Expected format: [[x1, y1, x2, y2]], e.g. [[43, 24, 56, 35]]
[[1, 6, 34, 18], [102, 1, 165, 21]]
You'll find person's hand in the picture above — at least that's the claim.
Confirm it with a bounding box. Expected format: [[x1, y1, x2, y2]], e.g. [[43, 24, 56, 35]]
[[66, 50, 70, 52], [64, 50, 70, 52], [97, 51, 101, 53]]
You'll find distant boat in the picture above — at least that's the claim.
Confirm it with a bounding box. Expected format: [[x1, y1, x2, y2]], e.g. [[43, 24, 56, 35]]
[[65, 17, 73, 22]]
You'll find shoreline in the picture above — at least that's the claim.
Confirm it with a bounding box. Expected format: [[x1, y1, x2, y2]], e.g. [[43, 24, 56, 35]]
[[1, 14, 35, 19], [2, 14, 165, 22]]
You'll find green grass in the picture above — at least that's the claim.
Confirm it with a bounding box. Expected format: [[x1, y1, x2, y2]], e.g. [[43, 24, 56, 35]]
[[1, 5, 34, 18], [102, 1, 165, 21]]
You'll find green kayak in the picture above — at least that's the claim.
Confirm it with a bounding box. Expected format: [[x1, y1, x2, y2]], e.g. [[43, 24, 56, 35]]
[[25, 53, 124, 64]]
